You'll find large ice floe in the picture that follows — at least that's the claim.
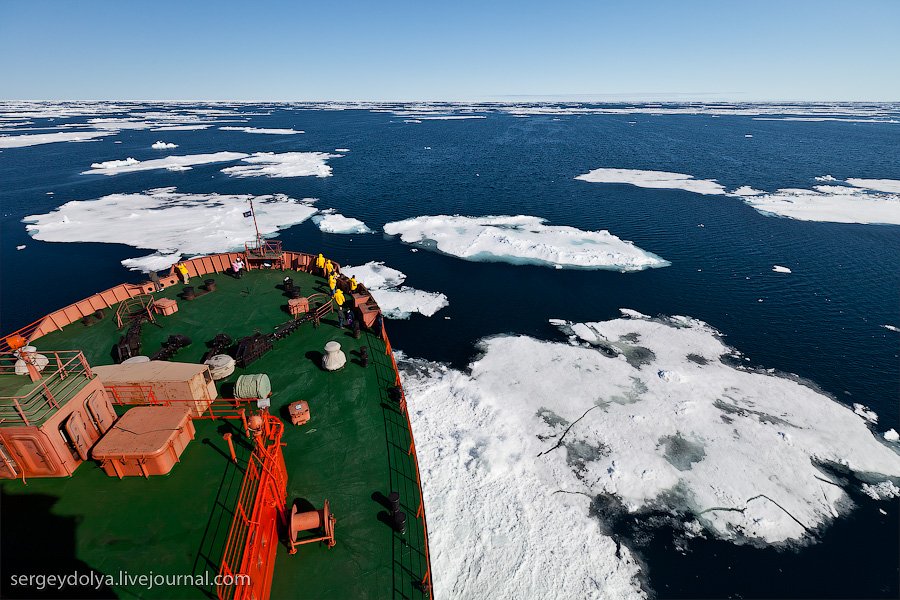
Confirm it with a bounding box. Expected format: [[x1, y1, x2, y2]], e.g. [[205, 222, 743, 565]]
[[576, 168, 900, 225], [383, 215, 668, 271], [83, 152, 248, 175], [0, 131, 111, 148], [341, 262, 447, 319], [23, 188, 317, 272], [311, 209, 371, 234], [400, 311, 900, 596], [221, 152, 339, 178]]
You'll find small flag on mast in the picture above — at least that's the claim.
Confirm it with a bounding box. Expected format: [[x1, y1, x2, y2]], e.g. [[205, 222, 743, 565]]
[[243, 210, 252, 218]]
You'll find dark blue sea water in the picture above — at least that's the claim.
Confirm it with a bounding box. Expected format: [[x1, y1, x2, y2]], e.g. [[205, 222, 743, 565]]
[[1, 104, 898, 598]]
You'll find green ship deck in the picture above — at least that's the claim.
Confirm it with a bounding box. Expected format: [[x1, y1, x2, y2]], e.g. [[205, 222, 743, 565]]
[[1, 268, 430, 599]]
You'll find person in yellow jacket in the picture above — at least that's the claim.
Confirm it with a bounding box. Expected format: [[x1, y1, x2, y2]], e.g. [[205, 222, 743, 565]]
[[349, 276, 358, 292], [325, 260, 334, 276], [333, 288, 347, 327], [328, 274, 337, 295], [315, 253, 325, 276], [175, 262, 190, 284]]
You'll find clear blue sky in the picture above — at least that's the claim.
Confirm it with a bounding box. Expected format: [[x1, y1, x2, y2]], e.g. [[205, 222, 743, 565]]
[[3, 0, 898, 101]]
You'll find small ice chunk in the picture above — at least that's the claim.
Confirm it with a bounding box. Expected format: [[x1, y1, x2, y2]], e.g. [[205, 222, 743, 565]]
[[861, 481, 900, 500], [312, 210, 371, 234], [884, 429, 899, 442], [853, 404, 878, 424], [772, 265, 792, 273], [16, 244, 26, 250], [744, 134, 753, 138], [882, 325, 899, 333], [219, 126, 303, 134], [341, 261, 447, 319], [151, 141, 178, 149]]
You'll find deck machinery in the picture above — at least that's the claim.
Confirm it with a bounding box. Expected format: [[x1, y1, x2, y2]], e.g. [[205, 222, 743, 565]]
[[0, 247, 432, 600]]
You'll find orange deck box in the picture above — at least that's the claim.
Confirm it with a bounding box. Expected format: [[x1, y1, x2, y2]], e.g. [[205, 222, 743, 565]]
[[92, 406, 195, 478], [288, 297, 309, 317], [153, 298, 178, 316]]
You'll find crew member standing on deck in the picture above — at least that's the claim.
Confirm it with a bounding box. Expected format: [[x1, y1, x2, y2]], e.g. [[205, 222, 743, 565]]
[[328, 273, 337, 295], [333, 288, 347, 327], [349, 276, 358, 292], [315, 253, 325, 276], [325, 259, 334, 278], [176, 262, 190, 284]]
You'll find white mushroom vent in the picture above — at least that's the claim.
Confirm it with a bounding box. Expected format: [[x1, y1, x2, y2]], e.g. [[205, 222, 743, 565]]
[[322, 341, 347, 371]]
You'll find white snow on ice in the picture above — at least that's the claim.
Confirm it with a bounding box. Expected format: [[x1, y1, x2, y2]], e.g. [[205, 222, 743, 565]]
[[311, 210, 372, 234], [341, 261, 447, 319], [575, 168, 727, 195], [383, 215, 668, 272], [772, 265, 792, 273], [22, 188, 317, 272], [885, 429, 900, 442], [151, 141, 178, 149], [83, 152, 248, 176], [401, 309, 900, 570], [219, 126, 303, 135], [221, 152, 339, 178], [401, 357, 646, 599]]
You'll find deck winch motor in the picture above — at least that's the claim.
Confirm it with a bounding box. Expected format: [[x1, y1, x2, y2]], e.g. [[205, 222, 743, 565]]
[[150, 334, 192, 361], [288, 499, 336, 554]]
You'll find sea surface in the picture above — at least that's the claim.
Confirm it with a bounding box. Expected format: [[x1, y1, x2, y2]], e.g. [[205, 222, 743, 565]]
[[1, 103, 898, 598]]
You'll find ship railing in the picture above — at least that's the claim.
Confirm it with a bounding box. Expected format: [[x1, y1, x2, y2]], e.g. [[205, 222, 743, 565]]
[[217, 413, 286, 600], [380, 322, 434, 596], [244, 239, 283, 259], [0, 350, 93, 427], [0, 250, 333, 352]]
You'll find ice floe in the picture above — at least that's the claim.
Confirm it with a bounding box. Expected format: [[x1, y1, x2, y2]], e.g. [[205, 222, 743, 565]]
[[575, 168, 727, 195], [772, 265, 792, 273], [400, 358, 646, 599], [739, 186, 900, 225], [23, 188, 317, 272], [151, 141, 178, 149], [885, 430, 900, 442], [853, 404, 878, 424], [383, 215, 668, 271], [0, 131, 110, 148], [219, 126, 303, 134], [16, 245, 26, 250], [577, 168, 900, 225], [221, 152, 339, 178], [341, 262, 447, 319], [846, 178, 900, 194], [883, 325, 900, 333], [83, 152, 248, 176], [861, 481, 900, 500], [402, 311, 900, 552], [311, 210, 371, 234]]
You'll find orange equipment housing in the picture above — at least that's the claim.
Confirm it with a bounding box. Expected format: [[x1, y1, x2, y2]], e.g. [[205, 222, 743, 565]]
[[96, 361, 217, 416], [0, 351, 113, 480], [287, 400, 310, 426], [153, 298, 179, 316], [91, 405, 196, 478]]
